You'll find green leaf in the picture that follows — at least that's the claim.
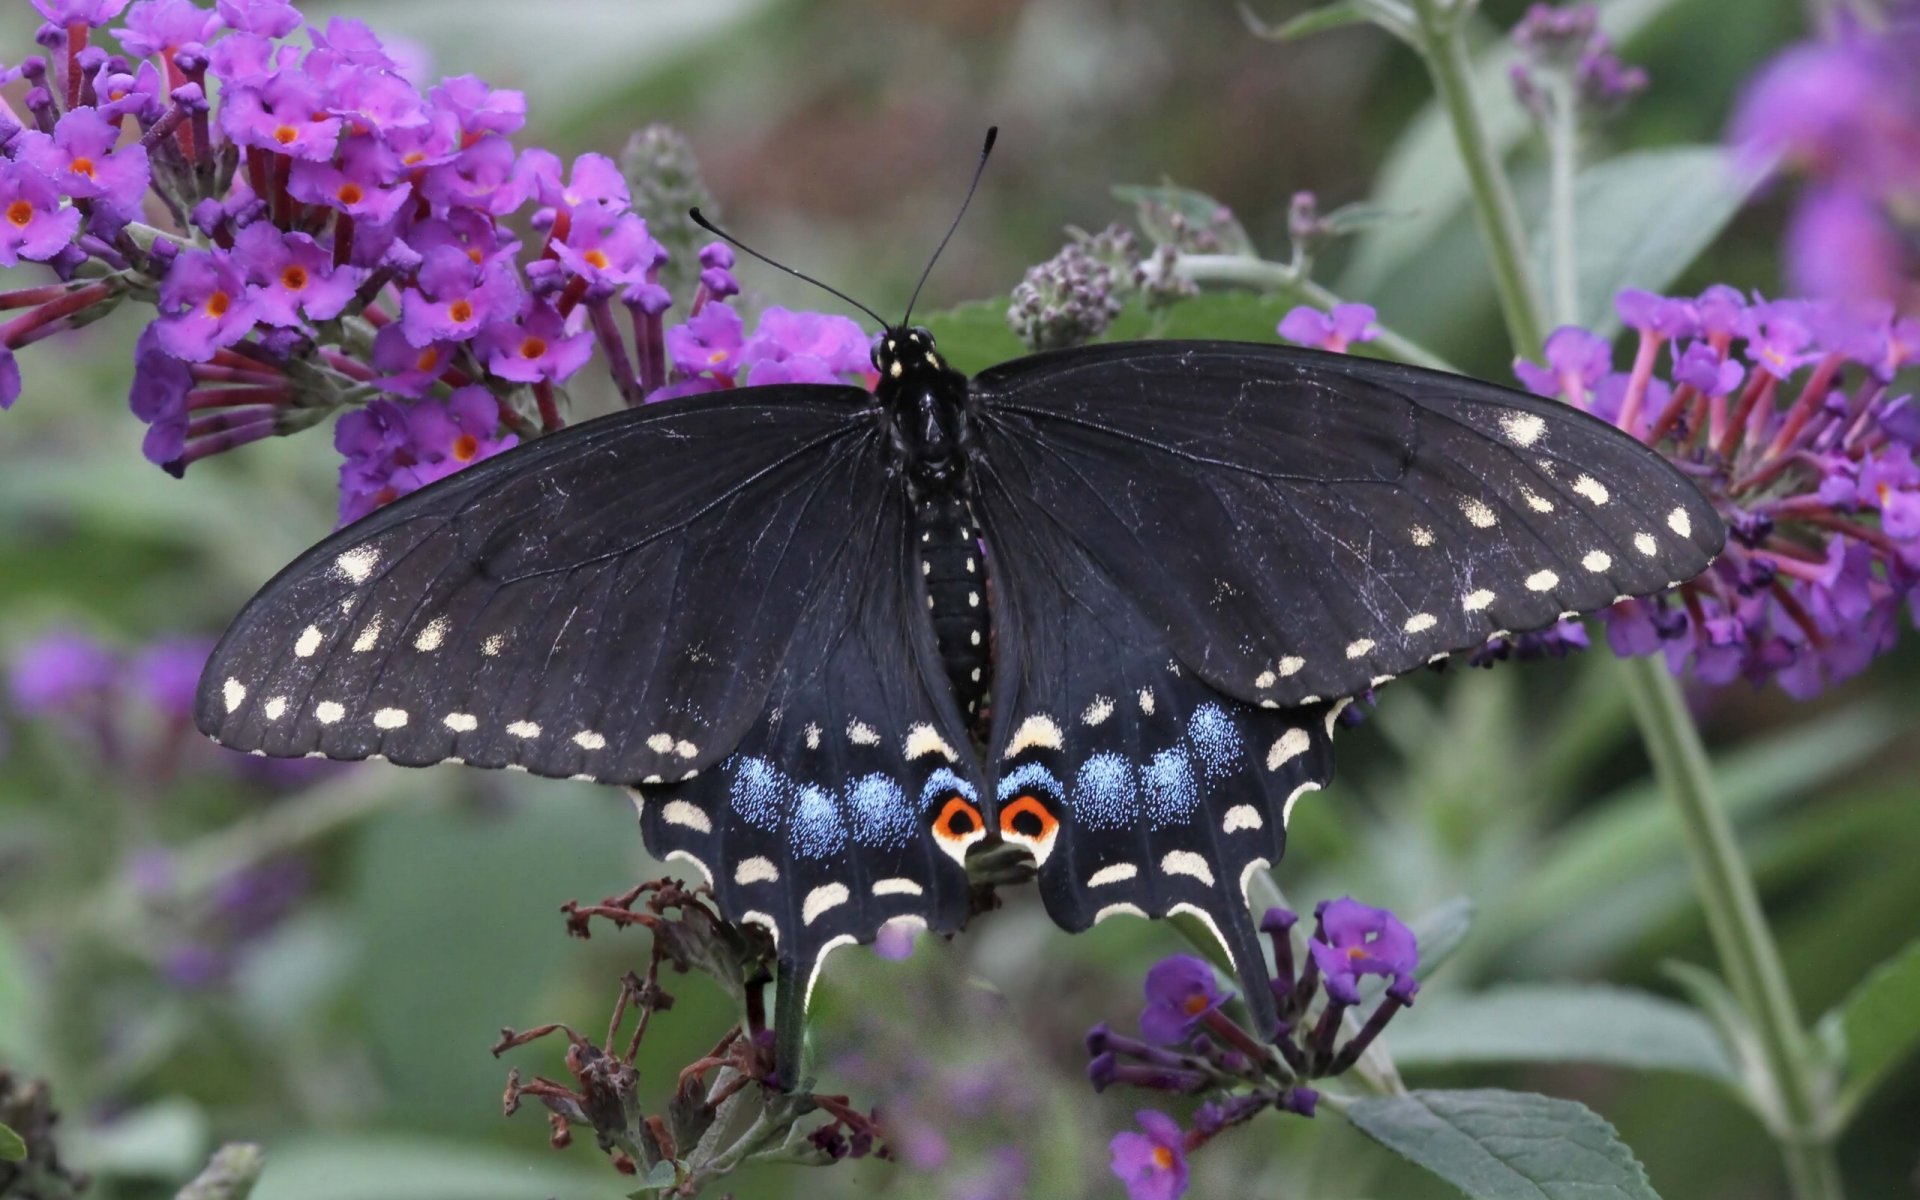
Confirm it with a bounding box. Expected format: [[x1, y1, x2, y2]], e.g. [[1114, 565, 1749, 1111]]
[[1824, 937, 1920, 1121], [1389, 985, 1737, 1081], [249, 1136, 619, 1200], [1543, 146, 1760, 337], [1345, 1089, 1663, 1199], [0, 1123, 25, 1164], [1339, 0, 1703, 298], [1110, 183, 1254, 257], [0, 918, 35, 1063], [922, 291, 1301, 376], [1238, 0, 1375, 43]]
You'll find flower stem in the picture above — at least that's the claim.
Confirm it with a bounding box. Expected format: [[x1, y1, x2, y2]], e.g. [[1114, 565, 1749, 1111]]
[[1411, 1, 1845, 1190], [1407, 0, 1548, 355], [1616, 660, 1842, 1200], [1172, 253, 1456, 372]]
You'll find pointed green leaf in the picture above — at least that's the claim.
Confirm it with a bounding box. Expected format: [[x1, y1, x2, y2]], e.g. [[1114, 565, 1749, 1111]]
[[1825, 937, 1920, 1121], [1345, 1089, 1662, 1199], [0, 1123, 26, 1164], [1541, 145, 1760, 337], [1388, 985, 1736, 1081]]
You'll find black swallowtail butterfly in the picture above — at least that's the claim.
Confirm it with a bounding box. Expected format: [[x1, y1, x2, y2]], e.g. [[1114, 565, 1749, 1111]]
[[193, 136, 1724, 1080]]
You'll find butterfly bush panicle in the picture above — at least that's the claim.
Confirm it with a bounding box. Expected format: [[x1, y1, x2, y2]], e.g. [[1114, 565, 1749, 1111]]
[[0, 0, 872, 520], [1508, 2, 1647, 120], [1007, 224, 1138, 352], [1730, 3, 1920, 308], [1515, 287, 1920, 695], [1089, 899, 1416, 1199]]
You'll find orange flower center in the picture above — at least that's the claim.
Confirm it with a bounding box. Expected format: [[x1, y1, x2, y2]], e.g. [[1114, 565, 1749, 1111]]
[[205, 290, 231, 318], [273, 124, 299, 146], [415, 347, 441, 372], [1182, 993, 1210, 1016], [6, 200, 33, 227], [1347, 945, 1369, 961], [519, 336, 548, 360], [280, 265, 309, 291], [584, 249, 610, 269], [467, 247, 484, 264], [401, 150, 426, 166], [451, 433, 480, 461], [336, 182, 365, 205], [448, 299, 474, 323], [1151, 1147, 1175, 1171], [69, 156, 97, 179]]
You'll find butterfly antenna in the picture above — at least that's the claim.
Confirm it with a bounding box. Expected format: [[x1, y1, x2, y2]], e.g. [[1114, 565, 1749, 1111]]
[[900, 125, 998, 328], [688, 207, 889, 328]]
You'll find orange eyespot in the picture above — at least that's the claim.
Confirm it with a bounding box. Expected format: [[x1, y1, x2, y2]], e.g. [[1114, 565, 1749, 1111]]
[[998, 793, 1058, 844], [933, 794, 984, 844]]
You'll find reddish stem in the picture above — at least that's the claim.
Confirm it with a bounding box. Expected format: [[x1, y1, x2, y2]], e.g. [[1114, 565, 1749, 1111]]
[[1616, 330, 1663, 438], [188, 385, 290, 410], [1717, 370, 1777, 461], [1764, 352, 1844, 461], [65, 21, 87, 113]]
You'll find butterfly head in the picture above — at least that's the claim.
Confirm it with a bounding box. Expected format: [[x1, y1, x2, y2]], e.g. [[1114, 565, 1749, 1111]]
[[874, 326, 970, 492]]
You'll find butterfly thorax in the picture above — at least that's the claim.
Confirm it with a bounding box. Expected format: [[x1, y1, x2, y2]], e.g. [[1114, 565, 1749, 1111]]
[[873, 326, 972, 495]]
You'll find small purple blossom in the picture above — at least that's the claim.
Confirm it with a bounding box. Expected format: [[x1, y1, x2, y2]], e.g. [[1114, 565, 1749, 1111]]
[[219, 71, 342, 161], [1277, 303, 1378, 353], [231, 224, 364, 326], [114, 0, 220, 56], [1513, 325, 1612, 401], [12, 107, 150, 222], [335, 388, 515, 523], [287, 136, 414, 226], [129, 322, 192, 465], [1139, 955, 1229, 1045], [399, 246, 524, 346], [153, 248, 256, 361], [1310, 897, 1420, 1004], [128, 635, 211, 720], [0, 164, 83, 266], [665, 302, 745, 377], [214, 0, 301, 37], [32, 0, 132, 26], [1108, 1111, 1189, 1200], [479, 301, 592, 384], [9, 628, 117, 714], [737, 306, 873, 386]]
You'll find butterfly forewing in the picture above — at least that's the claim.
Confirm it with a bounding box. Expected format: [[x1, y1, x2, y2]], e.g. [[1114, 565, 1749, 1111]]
[[970, 341, 1724, 708], [194, 387, 882, 784]]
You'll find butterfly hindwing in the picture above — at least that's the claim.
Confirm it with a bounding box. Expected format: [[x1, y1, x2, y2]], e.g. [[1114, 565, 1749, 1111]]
[[976, 482, 1338, 1037], [194, 387, 881, 785], [635, 467, 982, 1077], [971, 341, 1724, 708]]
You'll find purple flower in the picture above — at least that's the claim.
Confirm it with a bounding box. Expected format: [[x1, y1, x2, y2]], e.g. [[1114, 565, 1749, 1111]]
[[129, 323, 192, 466], [219, 72, 342, 161], [9, 628, 116, 714], [1138, 955, 1229, 1045], [1615, 288, 1698, 339], [0, 164, 83, 267], [737, 306, 872, 386], [665, 302, 745, 378], [430, 75, 526, 138], [479, 301, 591, 384], [1673, 342, 1744, 397], [1513, 325, 1612, 399], [1108, 1111, 1189, 1200], [32, 0, 131, 26], [214, 0, 301, 37], [0, 346, 20, 411], [698, 241, 739, 299], [399, 246, 524, 346], [1277, 303, 1378, 353], [231, 224, 363, 326], [152, 248, 256, 361], [12, 107, 151, 223], [130, 636, 211, 721], [287, 137, 413, 226], [1309, 898, 1419, 1004], [115, 0, 221, 57], [1784, 184, 1911, 306], [335, 388, 515, 523], [521, 150, 630, 223], [417, 134, 529, 217], [552, 211, 665, 289]]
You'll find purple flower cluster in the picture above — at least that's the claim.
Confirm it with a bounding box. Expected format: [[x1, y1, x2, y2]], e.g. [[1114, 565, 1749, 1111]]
[[1515, 287, 1920, 696], [1090, 900, 1419, 1200], [1508, 3, 1648, 117], [0, 1, 875, 523], [1731, 5, 1920, 309]]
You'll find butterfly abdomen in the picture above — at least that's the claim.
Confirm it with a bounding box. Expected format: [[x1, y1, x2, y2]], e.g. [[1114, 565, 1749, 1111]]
[[915, 492, 992, 732]]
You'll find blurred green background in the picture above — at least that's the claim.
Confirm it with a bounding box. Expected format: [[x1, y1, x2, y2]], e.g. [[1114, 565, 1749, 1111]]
[[2, 1, 1917, 1197]]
